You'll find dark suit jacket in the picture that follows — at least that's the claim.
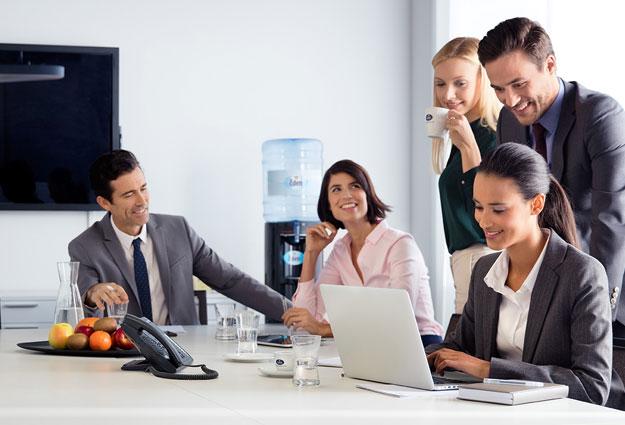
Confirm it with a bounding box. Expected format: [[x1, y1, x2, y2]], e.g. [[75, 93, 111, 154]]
[[497, 80, 625, 323], [430, 231, 614, 405], [68, 213, 287, 324]]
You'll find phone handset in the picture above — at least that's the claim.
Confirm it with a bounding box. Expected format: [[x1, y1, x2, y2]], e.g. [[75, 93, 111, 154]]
[[121, 314, 218, 380]]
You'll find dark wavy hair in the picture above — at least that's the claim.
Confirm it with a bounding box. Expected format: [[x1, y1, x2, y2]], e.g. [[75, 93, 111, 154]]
[[478, 143, 579, 248], [89, 150, 141, 201], [317, 160, 391, 229], [478, 17, 555, 68]]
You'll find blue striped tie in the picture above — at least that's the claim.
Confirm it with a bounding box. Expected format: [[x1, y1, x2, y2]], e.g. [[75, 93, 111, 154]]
[[132, 238, 153, 321]]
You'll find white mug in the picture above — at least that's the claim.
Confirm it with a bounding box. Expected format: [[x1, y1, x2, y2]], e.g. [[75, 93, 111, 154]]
[[424, 106, 450, 139], [273, 350, 294, 371]]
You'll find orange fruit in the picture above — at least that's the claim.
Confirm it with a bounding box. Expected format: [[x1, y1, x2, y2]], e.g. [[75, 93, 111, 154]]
[[76, 317, 99, 330], [89, 330, 112, 351]]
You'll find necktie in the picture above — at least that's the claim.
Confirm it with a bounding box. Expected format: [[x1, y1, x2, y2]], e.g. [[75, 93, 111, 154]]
[[532, 122, 548, 163], [132, 238, 153, 321]]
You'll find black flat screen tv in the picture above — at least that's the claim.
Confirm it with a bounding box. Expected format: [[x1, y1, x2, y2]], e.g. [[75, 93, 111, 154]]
[[0, 43, 120, 210]]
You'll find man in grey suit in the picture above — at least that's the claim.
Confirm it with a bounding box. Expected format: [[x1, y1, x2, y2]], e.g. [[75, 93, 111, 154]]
[[68, 150, 288, 325], [477, 17, 625, 335]]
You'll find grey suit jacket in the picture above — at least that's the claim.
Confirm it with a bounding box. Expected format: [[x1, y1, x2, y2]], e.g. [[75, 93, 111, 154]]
[[497, 80, 625, 323], [431, 231, 614, 405], [68, 213, 287, 324]]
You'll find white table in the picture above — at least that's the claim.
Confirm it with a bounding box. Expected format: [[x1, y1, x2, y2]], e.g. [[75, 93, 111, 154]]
[[1, 325, 624, 425]]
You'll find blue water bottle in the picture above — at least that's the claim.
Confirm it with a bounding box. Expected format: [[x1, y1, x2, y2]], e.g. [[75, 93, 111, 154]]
[[262, 138, 323, 222]]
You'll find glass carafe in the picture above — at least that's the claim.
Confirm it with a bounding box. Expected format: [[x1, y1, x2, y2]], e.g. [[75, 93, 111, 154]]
[[54, 261, 84, 328]]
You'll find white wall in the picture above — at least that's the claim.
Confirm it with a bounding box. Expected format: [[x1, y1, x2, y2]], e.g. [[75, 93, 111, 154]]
[[411, 0, 452, 326], [448, 0, 550, 41], [0, 0, 413, 293]]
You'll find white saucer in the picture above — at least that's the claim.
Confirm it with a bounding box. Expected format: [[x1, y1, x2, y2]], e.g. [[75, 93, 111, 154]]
[[223, 353, 274, 362], [258, 366, 294, 378]]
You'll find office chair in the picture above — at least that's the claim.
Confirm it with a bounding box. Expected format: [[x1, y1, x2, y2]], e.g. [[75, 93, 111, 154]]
[[194, 290, 208, 325]]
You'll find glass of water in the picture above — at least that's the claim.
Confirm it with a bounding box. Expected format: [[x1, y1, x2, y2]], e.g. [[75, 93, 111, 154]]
[[214, 303, 237, 340], [106, 301, 129, 322], [235, 310, 259, 354], [292, 334, 321, 386]]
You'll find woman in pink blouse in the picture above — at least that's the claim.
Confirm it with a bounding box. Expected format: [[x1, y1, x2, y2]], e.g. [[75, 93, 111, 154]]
[[282, 160, 443, 346]]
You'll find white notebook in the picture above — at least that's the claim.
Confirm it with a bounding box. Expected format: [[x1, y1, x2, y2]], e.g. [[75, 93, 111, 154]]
[[458, 382, 569, 405]]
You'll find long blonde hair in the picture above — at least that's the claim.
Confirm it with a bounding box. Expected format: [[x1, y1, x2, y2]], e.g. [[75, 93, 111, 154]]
[[430, 37, 501, 174]]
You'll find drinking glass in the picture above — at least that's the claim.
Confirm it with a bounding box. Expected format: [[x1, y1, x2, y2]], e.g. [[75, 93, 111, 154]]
[[292, 334, 321, 386], [106, 300, 129, 322], [214, 303, 237, 340], [235, 310, 259, 354]]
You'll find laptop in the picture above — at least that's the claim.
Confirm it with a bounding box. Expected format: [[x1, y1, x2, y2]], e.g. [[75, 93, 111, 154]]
[[320, 284, 480, 391]]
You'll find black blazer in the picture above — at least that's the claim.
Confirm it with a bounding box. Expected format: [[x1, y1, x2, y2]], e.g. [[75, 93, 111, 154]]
[[434, 231, 614, 405]]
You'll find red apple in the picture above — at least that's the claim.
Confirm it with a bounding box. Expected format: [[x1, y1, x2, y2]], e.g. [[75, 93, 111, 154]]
[[75, 325, 95, 338], [112, 328, 134, 350]]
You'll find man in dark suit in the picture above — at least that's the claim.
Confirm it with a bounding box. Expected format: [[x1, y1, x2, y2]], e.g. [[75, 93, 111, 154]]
[[68, 150, 288, 325], [477, 17, 625, 335]]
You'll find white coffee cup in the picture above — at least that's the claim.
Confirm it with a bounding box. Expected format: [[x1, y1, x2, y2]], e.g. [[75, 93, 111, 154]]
[[424, 106, 450, 139], [273, 350, 294, 371]]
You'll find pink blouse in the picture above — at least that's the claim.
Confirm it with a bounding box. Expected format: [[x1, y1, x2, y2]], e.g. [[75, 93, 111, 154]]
[[293, 220, 443, 336]]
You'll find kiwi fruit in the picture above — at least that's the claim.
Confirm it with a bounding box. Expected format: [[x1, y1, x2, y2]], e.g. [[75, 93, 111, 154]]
[[93, 317, 117, 333], [66, 333, 89, 350]]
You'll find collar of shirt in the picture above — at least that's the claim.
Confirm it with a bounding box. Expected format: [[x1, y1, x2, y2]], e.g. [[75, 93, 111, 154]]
[[537, 78, 565, 139], [338, 219, 389, 249], [483, 232, 551, 299], [530, 78, 563, 167], [110, 214, 148, 249]]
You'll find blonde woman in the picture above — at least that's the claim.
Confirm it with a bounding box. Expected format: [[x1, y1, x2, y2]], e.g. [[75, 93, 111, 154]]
[[431, 37, 501, 313]]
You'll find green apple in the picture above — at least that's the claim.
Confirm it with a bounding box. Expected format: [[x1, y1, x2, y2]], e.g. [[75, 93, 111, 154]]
[[48, 323, 74, 349]]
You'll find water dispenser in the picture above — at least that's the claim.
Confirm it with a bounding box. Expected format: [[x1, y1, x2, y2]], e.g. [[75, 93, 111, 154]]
[[262, 139, 323, 303]]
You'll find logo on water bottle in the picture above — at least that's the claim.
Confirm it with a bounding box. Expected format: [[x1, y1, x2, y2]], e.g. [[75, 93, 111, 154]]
[[288, 175, 303, 187], [276, 359, 285, 366], [283, 250, 304, 266], [425, 114, 433, 121]]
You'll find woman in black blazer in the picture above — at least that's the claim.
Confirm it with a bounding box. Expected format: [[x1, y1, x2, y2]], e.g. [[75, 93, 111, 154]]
[[427, 143, 620, 406]]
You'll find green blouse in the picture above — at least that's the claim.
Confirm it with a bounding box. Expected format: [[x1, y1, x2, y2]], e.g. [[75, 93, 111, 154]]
[[438, 119, 497, 254]]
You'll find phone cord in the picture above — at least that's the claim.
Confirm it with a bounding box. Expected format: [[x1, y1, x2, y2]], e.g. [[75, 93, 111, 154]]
[[148, 364, 219, 380]]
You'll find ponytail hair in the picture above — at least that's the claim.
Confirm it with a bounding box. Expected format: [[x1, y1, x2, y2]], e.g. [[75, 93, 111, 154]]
[[478, 143, 579, 248], [540, 176, 579, 248]]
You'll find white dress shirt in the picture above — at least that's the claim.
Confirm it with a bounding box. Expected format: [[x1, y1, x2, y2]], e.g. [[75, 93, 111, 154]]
[[110, 216, 169, 325], [483, 233, 550, 361]]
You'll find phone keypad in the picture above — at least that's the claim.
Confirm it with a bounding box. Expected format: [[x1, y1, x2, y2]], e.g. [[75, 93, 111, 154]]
[[139, 331, 169, 359]]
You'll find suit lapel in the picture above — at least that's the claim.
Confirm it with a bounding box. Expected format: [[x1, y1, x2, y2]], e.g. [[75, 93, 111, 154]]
[[101, 214, 140, 304], [483, 287, 501, 359], [551, 81, 577, 180], [522, 232, 566, 362], [148, 215, 172, 308]]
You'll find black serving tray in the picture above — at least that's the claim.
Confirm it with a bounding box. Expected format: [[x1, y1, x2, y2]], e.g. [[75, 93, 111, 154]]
[[18, 340, 141, 358]]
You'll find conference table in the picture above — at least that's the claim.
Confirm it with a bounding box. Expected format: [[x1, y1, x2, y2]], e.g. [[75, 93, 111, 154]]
[[1, 324, 624, 425]]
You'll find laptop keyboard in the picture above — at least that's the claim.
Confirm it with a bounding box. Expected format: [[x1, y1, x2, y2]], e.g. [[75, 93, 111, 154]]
[[432, 372, 482, 384], [432, 375, 460, 384]]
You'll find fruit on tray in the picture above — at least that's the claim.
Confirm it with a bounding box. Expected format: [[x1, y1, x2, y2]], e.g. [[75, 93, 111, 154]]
[[75, 317, 99, 329], [112, 328, 134, 350], [48, 316, 135, 351], [93, 317, 117, 333], [48, 323, 74, 349], [66, 333, 89, 350], [75, 325, 95, 337], [89, 330, 113, 351]]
